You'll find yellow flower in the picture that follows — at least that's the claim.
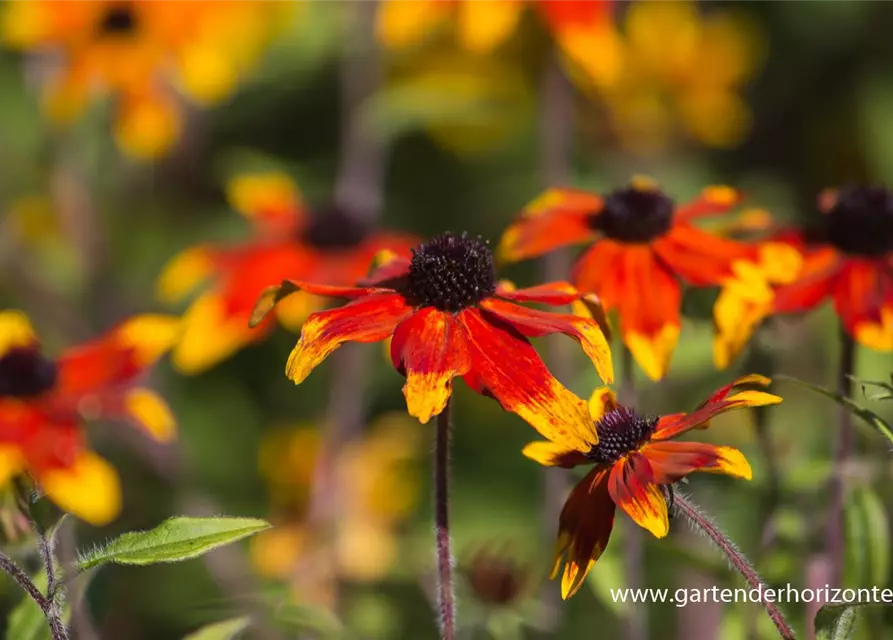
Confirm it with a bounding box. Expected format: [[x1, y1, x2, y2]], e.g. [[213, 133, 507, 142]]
[[250, 413, 423, 589], [1, 1, 289, 159], [570, 0, 764, 154]]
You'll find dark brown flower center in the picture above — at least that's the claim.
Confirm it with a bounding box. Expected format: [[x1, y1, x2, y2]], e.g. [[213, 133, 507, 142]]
[[405, 233, 496, 312], [591, 185, 675, 243], [99, 3, 137, 35], [586, 407, 657, 465], [465, 547, 527, 607], [825, 185, 893, 257], [0, 347, 58, 399], [299, 203, 370, 251]]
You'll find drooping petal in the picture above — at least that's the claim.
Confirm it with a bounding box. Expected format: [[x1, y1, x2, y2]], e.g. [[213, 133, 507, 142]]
[[40, 451, 122, 526], [607, 453, 669, 538], [390, 307, 472, 424], [498, 189, 601, 263], [588, 387, 619, 422], [286, 293, 413, 384], [652, 223, 753, 286], [459, 308, 595, 451], [0, 310, 37, 356], [552, 466, 615, 599], [122, 388, 177, 443], [480, 297, 613, 384], [652, 375, 781, 441], [522, 441, 588, 468], [644, 441, 752, 483], [832, 257, 893, 351]]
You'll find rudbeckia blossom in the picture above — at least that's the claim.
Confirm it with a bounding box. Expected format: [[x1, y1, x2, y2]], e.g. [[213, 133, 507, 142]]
[[746, 185, 893, 352], [253, 232, 614, 432], [500, 178, 762, 381], [157, 173, 417, 374], [523, 375, 780, 599], [377, 0, 614, 60], [0, 311, 179, 525], [1, 1, 287, 158]]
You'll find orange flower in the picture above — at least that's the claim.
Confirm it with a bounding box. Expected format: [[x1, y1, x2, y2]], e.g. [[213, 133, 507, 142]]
[[770, 186, 893, 352], [157, 173, 418, 374], [253, 232, 613, 434], [1, 1, 286, 158], [500, 178, 762, 381], [0, 311, 179, 525], [377, 0, 613, 56], [523, 375, 780, 599]]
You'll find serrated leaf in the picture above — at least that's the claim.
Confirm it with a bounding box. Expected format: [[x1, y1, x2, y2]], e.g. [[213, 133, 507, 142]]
[[182, 616, 252, 640], [76, 516, 271, 572], [777, 376, 893, 447]]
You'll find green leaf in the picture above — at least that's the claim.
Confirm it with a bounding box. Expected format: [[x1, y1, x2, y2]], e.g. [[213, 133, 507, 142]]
[[849, 375, 893, 401], [845, 488, 890, 589], [76, 516, 271, 572], [182, 617, 252, 640], [815, 604, 866, 640], [777, 376, 893, 447]]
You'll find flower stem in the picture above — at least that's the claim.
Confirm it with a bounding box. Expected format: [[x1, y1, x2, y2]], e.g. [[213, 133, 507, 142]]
[[619, 346, 647, 640], [827, 326, 855, 588], [674, 493, 795, 640], [434, 399, 456, 640]]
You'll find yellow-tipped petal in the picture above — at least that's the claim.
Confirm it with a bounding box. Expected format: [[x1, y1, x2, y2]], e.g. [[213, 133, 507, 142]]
[[117, 314, 181, 366], [726, 389, 782, 408], [521, 441, 586, 468], [701, 185, 739, 207], [625, 325, 679, 382], [0, 445, 24, 487], [855, 307, 893, 352], [226, 172, 301, 219], [457, 0, 522, 53], [0, 310, 36, 356], [273, 291, 317, 333], [561, 557, 595, 600], [588, 386, 618, 422], [124, 388, 177, 443], [177, 42, 240, 105], [173, 294, 253, 374], [156, 247, 215, 304], [376, 0, 445, 49], [41, 452, 122, 526], [114, 93, 180, 160]]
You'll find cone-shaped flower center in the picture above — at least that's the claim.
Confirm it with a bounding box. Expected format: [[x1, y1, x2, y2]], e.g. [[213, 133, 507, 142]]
[[100, 3, 138, 34], [0, 347, 58, 399], [406, 232, 496, 312], [825, 185, 893, 257], [300, 204, 369, 251], [593, 185, 675, 243], [586, 407, 657, 465]]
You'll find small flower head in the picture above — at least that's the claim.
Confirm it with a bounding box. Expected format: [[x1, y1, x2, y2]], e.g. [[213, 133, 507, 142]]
[[523, 375, 780, 599], [253, 233, 613, 430], [463, 543, 531, 609]]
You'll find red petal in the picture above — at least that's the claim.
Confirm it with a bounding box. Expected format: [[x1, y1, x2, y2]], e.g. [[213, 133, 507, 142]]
[[674, 186, 742, 221], [552, 466, 615, 599], [607, 453, 669, 538], [495, 280, 582, 305], [773, 246, 840, 314], [832, 257, 893, 338], [644, 441, 752, 483], [653, 224, 753, 286], [390, 307, 472, 423], [286, 293, 413, 384], [480, 297, 612, 383], [458, 308, 594, 452], [56, 342, 140, 398]]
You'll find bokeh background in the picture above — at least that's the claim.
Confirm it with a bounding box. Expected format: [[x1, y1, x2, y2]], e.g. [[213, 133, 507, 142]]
[[1, 1, 893, 639]]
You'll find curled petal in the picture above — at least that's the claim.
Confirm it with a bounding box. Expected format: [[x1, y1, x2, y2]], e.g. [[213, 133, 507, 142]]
[[644, 441, 752, 483], [522, 441, 588, 468], [459, 308, 595, 451], [0, 310, 37, 356], [653, 375, 780, 441], [390, 308, 472, 423], [499, 189, 600, 262], [607, 453, 668, 538], [251, 280, 384, 328], [480, 298, 613, 384], [553, 467, 615, 599], [40, 451, 122, 526], [588, 386, 619, 422], [286, 293, 413, 384]]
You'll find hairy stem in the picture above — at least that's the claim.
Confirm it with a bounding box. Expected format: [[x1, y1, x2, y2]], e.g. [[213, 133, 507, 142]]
[[674, 493, 795, 640], [435, 400, 456, 640], [619, 347, 647, 640], [826, 326, 855, 589]]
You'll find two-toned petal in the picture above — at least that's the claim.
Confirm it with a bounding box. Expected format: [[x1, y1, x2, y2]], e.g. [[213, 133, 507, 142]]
[[644, 441, 752, 483], [0, 310, 37, 355], [39, 450, 122, 527], [522, 441, 588, 468], [459, 308, 595, 452], [606, 453, 669, 538], [390, 307, 472, 423], [286, 293, 413, 384]]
